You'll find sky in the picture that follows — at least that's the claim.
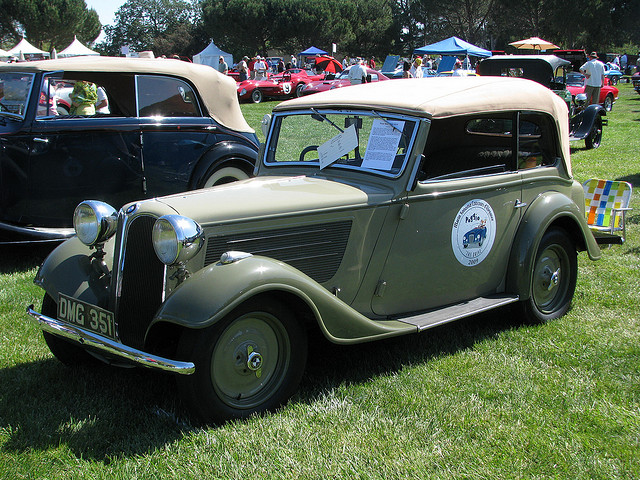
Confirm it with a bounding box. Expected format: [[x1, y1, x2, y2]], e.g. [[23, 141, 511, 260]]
[[85, 0, 126, 28]]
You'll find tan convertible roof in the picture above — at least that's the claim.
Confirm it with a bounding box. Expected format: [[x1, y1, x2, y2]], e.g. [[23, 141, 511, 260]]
[[0, 56, 253, 133], [275, 76, 572, 173]]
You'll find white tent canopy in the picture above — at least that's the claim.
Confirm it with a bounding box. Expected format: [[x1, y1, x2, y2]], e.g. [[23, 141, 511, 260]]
[[0, 48, 10, 58], [59, 36, 99, 57], [193, 41, 233, 69], [8, 38, 49, 57]]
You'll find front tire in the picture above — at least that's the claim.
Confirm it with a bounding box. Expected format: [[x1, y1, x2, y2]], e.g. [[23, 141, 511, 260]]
[[295, 83, 305, 97], [603, 94, 614, 112], [518, 228, 577, 323], [41, 294, 96, 366], [585, 116, 602, 149], [177, 298, 307, 424], [251, 89, 263, 103]]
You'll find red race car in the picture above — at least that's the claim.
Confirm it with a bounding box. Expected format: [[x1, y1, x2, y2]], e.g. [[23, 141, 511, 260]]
[[300, 66, 389, 96], [566, 72, 619, 111], [237, 69, 325, 103]]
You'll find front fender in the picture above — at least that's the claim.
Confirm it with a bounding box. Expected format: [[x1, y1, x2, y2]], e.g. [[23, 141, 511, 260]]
[[153, 255, 415, 344], [507, 191, 600, 299], [34, 236, 114, 308], [570, 104, 605, 140]]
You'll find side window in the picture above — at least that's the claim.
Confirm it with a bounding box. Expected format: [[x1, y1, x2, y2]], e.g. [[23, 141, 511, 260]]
[[37, 76, 110, 118], [421, 114, 513, 180], [136, 76, 200, 117], [420, 112, 558, 181], [517, 113, 558, 169]]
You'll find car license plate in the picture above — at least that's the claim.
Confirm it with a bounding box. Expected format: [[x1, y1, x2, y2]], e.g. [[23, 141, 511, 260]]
[[58, 293, 116, 341]]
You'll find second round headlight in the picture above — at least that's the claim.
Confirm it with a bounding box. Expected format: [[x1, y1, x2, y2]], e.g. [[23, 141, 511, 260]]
[[152, 215, 204, 266]]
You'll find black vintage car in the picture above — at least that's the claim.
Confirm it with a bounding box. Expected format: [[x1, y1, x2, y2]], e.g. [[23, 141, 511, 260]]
[[477, 55, 607, 149], [0, 56, 259, 243]]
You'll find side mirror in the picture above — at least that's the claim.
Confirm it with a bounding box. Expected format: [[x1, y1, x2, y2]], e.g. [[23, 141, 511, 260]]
[[261, 114, 271, 138]]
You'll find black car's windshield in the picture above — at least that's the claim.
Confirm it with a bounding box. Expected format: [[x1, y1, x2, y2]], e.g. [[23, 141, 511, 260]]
[[265, 109, 419, 178], [0, 72, 34, 119]]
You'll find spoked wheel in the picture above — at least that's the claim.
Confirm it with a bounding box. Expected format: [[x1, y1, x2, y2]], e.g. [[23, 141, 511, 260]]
[[251, 89, 263, 103], [603, 94, 614, 112], [518, 228, 577, 323], [585, 116, 602, 149], [41, 294, 96, 366], [177, 298, 307, 424]]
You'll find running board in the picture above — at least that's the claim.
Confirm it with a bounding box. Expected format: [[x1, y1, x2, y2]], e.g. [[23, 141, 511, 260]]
[[393, 295, 519, 331]]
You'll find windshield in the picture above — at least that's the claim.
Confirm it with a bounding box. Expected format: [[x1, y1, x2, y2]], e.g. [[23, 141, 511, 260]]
[[0, 72, 34, 118], [265, 109, 419, 178]]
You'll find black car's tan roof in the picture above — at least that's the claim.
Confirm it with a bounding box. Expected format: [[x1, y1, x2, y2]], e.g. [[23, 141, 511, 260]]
[[274, 76, 572, 172], [0, 56, 253, 133]]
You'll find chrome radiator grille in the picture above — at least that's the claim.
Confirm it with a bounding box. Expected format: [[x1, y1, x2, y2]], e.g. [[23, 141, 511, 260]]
[[112, 214, 165, 349], [204, 221, 352, 283]]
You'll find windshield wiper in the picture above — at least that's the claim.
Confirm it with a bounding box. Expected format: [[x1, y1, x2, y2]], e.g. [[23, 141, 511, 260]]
[[311, 108, 344, 133]]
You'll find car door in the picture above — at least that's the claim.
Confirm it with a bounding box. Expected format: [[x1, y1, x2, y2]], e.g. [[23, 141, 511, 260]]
[[137, 75, 214, 196], [371, 113, 526, 316], [26, 72, 144, 227]]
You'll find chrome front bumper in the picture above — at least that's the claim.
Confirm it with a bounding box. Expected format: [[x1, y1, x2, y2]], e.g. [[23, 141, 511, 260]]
[[26, 305, 195, 375]]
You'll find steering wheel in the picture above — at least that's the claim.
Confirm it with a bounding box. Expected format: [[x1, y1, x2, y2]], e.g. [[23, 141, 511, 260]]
[[299, 145, 319, 162]]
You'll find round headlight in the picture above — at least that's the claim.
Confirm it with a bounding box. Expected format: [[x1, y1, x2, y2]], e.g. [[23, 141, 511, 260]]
[[575, 93, 587, 106], [152, 215, 204, 266], [73, 201, 117, 246]]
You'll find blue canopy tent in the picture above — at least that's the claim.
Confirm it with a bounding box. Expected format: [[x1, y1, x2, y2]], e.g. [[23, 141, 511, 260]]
[[414, 36, 491, 72], [299, 46, 327, 56], [413, 37, 492, 57]]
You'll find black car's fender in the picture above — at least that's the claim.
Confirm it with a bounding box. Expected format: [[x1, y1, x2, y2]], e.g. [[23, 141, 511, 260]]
[[570, 104, 606, 140], [506, 191, 601, 300], [152, 255, 415, 344], [188, 141, 258, 189]]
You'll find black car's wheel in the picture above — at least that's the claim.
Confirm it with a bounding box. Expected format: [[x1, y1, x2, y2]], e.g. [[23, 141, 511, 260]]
[[585, 116, 603, 149], [251, 89, 263, 103], [198, 163, 251, 188], [177, 298, 307, 424], [518, 228, 577, 323], [41, 294, 96, 366], [603, 94, 614, 112], [295, 83, 305, 97]]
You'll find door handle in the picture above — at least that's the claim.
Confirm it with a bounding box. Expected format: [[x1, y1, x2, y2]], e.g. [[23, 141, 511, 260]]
[[33, 137, 49, 143], [515, 199, 527, 209]]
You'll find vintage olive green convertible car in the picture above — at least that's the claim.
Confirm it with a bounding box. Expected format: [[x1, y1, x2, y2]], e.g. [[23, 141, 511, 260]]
[[27, 77, 601, 424]]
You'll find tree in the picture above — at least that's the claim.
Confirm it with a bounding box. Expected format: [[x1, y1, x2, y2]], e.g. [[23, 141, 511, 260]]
[[0, 0, 100, 51], [100, 0, 200, 57]]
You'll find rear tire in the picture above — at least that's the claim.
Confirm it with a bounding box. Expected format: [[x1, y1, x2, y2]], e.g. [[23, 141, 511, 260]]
[[198, 164, 251, 188], [41, 294, 96, 366], [518, 228, 577, 323]]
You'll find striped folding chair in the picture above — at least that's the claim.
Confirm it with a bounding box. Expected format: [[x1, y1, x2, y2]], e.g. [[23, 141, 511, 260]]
[[583, 178, 633, 243]]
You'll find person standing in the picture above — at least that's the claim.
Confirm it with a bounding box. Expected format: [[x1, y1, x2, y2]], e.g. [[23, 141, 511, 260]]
[[238, 56, 249, 82], [217, 56, 228, 75], [348, 58, 366, 85], [254, 56, 267, 80], [580, 52, 605, 105]]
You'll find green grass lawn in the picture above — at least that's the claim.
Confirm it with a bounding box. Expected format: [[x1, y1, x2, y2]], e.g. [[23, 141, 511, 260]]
[[0, 85, 638, 479]]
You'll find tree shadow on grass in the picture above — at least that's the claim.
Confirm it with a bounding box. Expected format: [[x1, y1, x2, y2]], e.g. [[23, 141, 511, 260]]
[[0, 304, 528, 462]]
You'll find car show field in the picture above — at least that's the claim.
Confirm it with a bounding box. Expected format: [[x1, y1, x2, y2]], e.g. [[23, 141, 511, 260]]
[[0, 81, 638, 479]]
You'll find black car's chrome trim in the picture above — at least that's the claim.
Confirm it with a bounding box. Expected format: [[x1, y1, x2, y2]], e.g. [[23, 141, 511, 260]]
[[26, 304, 194, 374], [0, 221, 74, 241]]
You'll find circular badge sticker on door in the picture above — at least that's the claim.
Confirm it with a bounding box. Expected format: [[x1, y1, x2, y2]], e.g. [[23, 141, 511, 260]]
[[451, 199, 497, 267]]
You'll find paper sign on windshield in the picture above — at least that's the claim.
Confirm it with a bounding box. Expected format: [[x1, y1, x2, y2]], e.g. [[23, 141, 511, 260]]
[[361, 119, 405, 171], [318, 124, 358, 169]]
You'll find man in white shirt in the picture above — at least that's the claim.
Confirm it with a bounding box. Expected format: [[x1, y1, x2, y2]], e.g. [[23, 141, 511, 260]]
[[348, 58, 366, 85], [254, 56, 267, 80], [580, 52, 605, 106]]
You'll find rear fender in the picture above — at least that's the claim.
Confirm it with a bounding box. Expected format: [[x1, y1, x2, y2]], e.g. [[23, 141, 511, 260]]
[[507, 191, 600, 299], [153, 255, 415, 344], [188, 141, 258, 189]]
